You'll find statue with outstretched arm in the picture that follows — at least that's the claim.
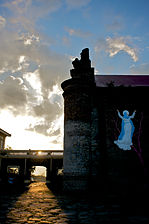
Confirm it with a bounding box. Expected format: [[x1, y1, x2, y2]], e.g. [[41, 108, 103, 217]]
[[114, 110, 136, 150]]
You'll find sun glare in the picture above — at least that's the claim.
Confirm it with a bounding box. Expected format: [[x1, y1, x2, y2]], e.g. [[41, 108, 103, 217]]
[[0, 110, 63, 151], [32, 166, 47, 177]]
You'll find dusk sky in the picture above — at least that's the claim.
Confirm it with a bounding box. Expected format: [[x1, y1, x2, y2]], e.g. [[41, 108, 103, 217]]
[[0, 0, 149, 150]]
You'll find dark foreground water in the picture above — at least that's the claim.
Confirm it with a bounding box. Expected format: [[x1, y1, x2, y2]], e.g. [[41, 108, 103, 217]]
[[0, 180, 149, 224]]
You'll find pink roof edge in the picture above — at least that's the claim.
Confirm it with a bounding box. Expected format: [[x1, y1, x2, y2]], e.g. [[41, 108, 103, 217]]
[[95, 75, 149, 87]]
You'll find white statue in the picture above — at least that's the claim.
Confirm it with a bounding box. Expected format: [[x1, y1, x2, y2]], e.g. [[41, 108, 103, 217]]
[[114, 110, 136, 150]]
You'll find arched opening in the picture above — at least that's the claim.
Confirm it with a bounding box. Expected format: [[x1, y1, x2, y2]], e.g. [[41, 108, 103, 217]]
[[31, 166, 47, 182]]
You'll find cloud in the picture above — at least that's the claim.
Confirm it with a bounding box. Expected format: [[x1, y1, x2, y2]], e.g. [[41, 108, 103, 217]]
[[52, 139, 60, 144], [26, 97, 63, 136], [38, 52, 70, 93], [65, 0, 91, 9], [0, 0, 70, 140], [29, 85, 63, 134], [0, 16, 6, 29], [33, 99, 61, 121], [106, 37, 138, 62], [95, 36, 138, 62], [0, 48, 67, 137], [50, 128, 61, 136], [26, 123, 50, 136], [49, 93, 63, 108], [0, 31, 41, 74], [3, 0, 62, 32], [0, 31, 22, 71], [0, 76, 27, 114], [27, 125, 61, 138], [65, 27, 92, 38], [20, 33, 40, 45]]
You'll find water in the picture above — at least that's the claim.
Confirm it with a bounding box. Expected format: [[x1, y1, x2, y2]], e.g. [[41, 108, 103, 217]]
[[0, 180, 149, 224]]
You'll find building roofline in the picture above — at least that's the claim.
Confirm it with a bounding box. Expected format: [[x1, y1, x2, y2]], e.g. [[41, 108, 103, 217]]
[[95, 74, 149, 87], [0, 128, 11, 137]]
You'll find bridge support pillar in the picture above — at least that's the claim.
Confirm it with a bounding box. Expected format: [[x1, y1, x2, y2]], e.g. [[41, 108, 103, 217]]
[[50, 158, 53, 173], [24, 158, 27, 175], [0, 158, 1, 171]]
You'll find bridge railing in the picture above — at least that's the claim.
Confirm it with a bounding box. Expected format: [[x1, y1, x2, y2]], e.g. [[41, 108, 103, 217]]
[[0, 150, 63, 159]]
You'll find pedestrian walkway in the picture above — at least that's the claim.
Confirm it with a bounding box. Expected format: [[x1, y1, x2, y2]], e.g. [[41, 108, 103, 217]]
[[0, 181, 149, 223]]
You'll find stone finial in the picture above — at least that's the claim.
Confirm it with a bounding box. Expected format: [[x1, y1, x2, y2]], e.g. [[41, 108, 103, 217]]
[[72, 48, 91, 70]]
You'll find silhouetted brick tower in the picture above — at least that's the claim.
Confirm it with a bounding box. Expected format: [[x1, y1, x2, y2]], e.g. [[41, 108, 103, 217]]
[[61, 48, 98, 191]]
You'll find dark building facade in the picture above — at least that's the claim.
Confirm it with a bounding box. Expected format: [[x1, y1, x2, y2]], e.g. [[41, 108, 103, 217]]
[[61, 48, 149, 194]]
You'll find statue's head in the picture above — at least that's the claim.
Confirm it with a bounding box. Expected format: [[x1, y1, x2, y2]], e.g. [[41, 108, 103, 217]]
[[123, 110, 129, 117], [72, 48, 91, 70], [80, 48, 89, 60]]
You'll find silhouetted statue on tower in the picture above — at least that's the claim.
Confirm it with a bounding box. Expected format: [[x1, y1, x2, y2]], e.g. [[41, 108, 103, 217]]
[[71, 48, 94, 82], [72, 48, 91, 70]]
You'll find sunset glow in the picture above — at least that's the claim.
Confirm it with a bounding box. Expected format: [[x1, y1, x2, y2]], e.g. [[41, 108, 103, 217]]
[[0, 110, 63, 150]]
